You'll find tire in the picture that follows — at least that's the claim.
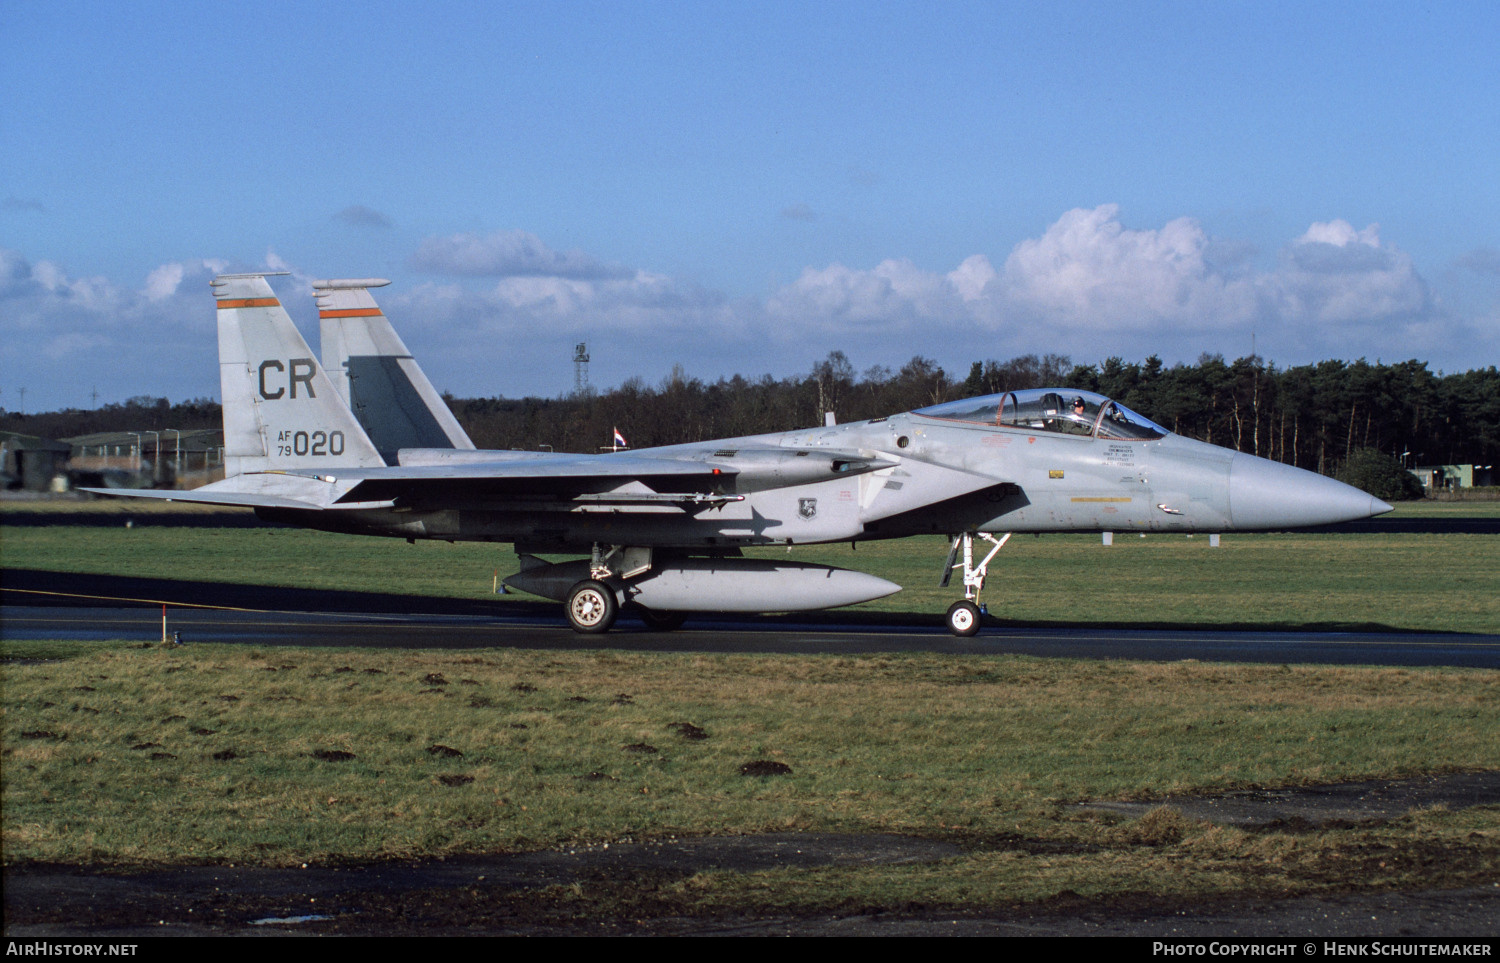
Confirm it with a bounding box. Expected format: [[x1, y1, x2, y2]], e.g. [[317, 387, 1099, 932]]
[[637, 608, 687, 632], [946, 599, 981, 637], [566, 580, 618, 633]]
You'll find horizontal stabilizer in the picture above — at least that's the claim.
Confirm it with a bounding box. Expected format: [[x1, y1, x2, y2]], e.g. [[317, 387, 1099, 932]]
[[77, 486, 326, 512]]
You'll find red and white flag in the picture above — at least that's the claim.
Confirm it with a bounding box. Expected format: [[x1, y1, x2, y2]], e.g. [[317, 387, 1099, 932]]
[[612, 427, 628, 448]]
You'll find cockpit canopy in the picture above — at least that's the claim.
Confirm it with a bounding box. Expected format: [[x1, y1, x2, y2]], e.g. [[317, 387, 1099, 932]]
[[914, 388, 1168, 441]]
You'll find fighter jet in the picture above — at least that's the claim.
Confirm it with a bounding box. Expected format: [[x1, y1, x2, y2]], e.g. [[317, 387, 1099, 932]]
[[92, 273, 1392, 635]]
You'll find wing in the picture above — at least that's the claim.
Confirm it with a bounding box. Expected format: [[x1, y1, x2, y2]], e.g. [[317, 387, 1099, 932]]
[[283, 446, 900, 508], [90, 445, 899, 513]]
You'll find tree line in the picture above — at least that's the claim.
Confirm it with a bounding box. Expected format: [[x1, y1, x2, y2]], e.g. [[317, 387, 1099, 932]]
[[1, 395, 222, 441], [5, 355, 1495, 482], [451, 354, 1498, 479]]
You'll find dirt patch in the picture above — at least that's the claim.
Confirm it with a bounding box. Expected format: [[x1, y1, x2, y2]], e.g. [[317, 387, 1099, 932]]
[[2, 834, 959, 936], [5, 773, 1495, 937], [740, 760, 792, 776], [1074, 770, 1500, 828]]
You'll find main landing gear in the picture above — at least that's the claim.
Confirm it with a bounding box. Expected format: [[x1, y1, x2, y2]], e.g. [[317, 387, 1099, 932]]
[[561, 544, 685, 634], [941, 531, 1011, 637], [563, 579, 685, 633], [566, 579, 618, 634], [563, 544, 646, 633]]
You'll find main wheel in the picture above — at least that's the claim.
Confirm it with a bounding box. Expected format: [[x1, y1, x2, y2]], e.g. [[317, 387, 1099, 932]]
[[637, 608, 687, 632], [566, 580, 618, 633], [946, 599, 982, 637]]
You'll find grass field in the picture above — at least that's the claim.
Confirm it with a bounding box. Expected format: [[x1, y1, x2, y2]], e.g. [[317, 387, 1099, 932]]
[[4, 642, 1498, 911], [2, 499, 1498, 915]]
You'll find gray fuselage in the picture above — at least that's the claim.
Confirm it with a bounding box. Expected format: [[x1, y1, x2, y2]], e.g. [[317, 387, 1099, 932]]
[[260, 403, 1385, 552]]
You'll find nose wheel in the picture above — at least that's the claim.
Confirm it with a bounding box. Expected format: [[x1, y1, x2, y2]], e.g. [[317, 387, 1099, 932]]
[[945, 600, 982, 637]]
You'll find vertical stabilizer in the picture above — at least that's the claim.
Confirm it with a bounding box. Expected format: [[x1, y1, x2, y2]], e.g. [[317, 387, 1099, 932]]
[[213, 273, 384, 477], [313, 278, 475, 463]]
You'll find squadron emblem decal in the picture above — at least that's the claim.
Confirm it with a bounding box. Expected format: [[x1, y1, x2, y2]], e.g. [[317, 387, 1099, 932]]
[[798, 498, 818, 520]]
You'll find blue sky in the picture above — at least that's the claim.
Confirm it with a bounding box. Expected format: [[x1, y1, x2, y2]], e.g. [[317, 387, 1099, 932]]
[[3, 0, 1497, 412]]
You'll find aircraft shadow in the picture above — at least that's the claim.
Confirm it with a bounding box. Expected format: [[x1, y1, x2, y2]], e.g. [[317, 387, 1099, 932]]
[[2, 567, 1458, 638]]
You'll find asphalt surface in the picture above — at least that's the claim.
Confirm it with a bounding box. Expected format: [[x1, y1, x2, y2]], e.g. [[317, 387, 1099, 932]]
[[5, 568, 1498, 667]]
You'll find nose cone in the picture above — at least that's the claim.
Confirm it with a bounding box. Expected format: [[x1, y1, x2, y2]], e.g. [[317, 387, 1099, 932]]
[[1228, 453, 1393, 529]]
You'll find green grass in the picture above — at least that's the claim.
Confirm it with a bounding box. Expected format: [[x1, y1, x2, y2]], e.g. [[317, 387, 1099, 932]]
[[3, 500, 1497, 632], [3, 643, 1496, 912]]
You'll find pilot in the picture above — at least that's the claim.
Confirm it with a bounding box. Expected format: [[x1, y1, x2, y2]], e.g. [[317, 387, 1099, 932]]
[[1064, 396, 1093, 435]]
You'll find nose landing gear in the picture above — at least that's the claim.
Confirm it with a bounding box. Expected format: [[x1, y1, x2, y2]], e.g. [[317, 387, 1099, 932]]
[[941, 531, 1010, 636]]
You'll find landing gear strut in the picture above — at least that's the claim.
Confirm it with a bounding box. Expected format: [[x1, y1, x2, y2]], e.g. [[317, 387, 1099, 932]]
[[941, 531, 1011, 636]]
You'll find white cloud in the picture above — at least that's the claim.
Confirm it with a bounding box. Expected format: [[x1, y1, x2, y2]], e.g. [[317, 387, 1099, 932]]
[[767, 262, 895, 325], [1272, 219, 1430, 324], [390, 268, 734, 340], [947, 254, 997, 302], [1297, 220, 1380, 248], [763, 258, 968, 336], [995, 204, 1258, 331], [20, 259, 121, 314], [142, 258, 230, 302], [1, 207, 1488, 408], [261, 248, 320, 293], [143, 263, 185, 301], [0, 251, 241, 408], [753, 206, 1455, 360]]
